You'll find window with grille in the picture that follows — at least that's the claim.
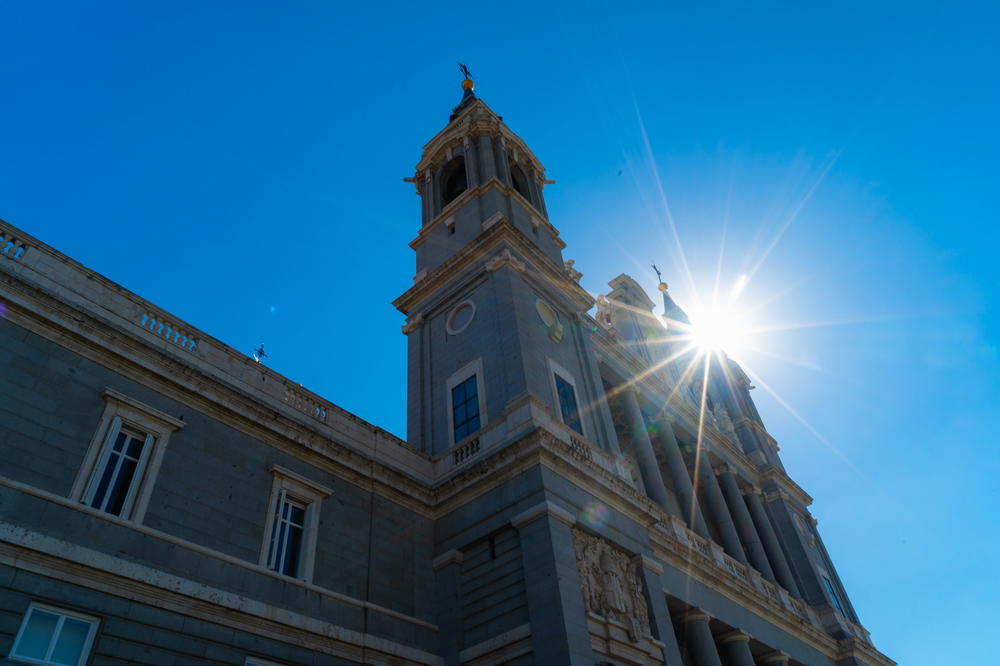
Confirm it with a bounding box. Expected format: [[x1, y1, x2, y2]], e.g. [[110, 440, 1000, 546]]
[[71, 389, 184, 524], [266, 492, 307, 577], [554, 373, 583, 435], [83, 421, 153, 518], [451, 375, 481, 442], [259, 465, 332, 583]]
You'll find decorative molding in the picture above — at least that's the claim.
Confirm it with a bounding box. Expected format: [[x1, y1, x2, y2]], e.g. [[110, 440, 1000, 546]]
[[396, 218, 589, 314], [485, 247, 526, 273], [683, 610, 712, 624], [563, 259, 582, 282], [458, 623, 531, 664], [719, 629, 751, 644], [637, 554, 663, 576], [481, 211, 505, 230], [267, 464, 333, 498], [445, 300, 476, 335], [0, 522, 441, 665], [761, 651, 791, 664], [401, 313, 425, 334], [431, 549, 464, 570], [510, 500, 576, 528], [102, 388, 186, 430], [0, 475, 437, 632]]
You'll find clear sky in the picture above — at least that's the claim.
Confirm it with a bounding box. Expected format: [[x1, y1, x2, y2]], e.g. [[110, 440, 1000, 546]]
[[2, 2, 997, 662]]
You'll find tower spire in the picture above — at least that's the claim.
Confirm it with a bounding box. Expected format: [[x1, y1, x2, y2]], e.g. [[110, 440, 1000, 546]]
[[653, 264, 689, 324], [451, 62, 477, 120]]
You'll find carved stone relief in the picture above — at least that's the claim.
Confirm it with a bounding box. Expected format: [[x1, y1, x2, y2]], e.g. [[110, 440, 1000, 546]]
[[572, 529, 652, 642]]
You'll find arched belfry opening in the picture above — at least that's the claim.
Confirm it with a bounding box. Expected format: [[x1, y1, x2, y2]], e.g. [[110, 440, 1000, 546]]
[[509, 162, 531, 202], [441, 155, 468, 208]]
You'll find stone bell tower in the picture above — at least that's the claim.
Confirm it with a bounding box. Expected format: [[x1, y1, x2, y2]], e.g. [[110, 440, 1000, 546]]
[[393, 74, 621, 460]]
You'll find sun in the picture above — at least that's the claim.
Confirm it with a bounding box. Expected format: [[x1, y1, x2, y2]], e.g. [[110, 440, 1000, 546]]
[[686, 303, 753, 358]]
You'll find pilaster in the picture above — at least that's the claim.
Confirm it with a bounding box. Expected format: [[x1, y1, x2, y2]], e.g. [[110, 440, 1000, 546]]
[[511, 502, 594, 665]]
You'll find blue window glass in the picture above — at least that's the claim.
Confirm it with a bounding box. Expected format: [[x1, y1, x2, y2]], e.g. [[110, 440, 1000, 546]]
[[452, 376, 480, 441], [823, 576, 844, 614], [554, 374, 583, 435]]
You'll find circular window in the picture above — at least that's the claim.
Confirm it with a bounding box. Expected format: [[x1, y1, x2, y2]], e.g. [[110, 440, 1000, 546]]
[[446, 300, 476, 335]]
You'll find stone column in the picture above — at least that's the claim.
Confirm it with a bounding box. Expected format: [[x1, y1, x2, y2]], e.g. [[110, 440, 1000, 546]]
[[718, 630, 756, 666], [420, 170, 434, 224], [497, 137, 513, 186], [621, 388, 680, 517], [683, 610, 723, 666], [761, 650, 790, 665], [636, 556, 685, 665], [463, 136, 479, 188], [478, 132, 497, 182], [695, 456, 747, 563], [744, 489, 802, 598], [714, 373, 764, 457], [431, 550, 463, 665], [717, 467, 775, 581], [654, 418, 710, 538], [511, 502, 594, 665]]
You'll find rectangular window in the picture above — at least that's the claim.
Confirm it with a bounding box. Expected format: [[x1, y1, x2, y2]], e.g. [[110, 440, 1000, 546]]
[[83, 419, 154, 518], [823, 576, 844, 614], [10, 603, 99, 666], [554, 373, 583, 435], [71, 389, 185, 524], [451, 375, 481, 442], [259, 465, 332, 582], [266, 491, 306, 577]]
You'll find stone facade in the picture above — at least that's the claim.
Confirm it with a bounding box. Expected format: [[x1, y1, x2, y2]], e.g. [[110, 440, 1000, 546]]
[[0, 84, 892, 665]]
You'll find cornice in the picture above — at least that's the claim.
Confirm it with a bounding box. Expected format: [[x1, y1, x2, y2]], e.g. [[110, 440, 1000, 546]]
[[0, 270, 438, 517], [394, 218, 592, 315], [0, 520, 441, 664], [760, 465, 814, 507], [416, 99, 545, 175], [407, 178, 561, 251]]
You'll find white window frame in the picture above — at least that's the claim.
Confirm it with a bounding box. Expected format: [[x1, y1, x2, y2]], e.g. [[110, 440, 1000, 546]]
[[259, 465, 332, 583], [9, 602, 100, 666], [547, 358, 587, 439], [70, 389, 185, 523], [445, 358, 487, 447]]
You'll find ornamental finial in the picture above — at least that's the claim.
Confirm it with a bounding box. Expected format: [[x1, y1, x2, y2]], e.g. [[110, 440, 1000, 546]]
[[458, 62, 474, 91]]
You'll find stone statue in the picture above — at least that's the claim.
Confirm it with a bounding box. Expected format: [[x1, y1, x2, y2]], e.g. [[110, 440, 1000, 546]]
[[572, 528, 652, 642]]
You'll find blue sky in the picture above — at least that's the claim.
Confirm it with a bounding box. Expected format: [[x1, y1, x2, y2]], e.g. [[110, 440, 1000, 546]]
[[2, 2, 997, 662]]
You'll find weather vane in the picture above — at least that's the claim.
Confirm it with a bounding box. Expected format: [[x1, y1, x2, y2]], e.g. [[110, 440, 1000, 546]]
[[458, 62, 473, 80], [652, 263, 668, 292], [252, 343, 268, 364]]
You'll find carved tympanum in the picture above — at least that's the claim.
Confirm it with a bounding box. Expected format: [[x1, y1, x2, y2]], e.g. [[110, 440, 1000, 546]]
[[572, 529, 651, 642]]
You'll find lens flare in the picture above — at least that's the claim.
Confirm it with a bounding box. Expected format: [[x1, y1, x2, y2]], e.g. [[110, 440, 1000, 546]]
[[580, 501, 609, 529], [687, 303, 752, 357]]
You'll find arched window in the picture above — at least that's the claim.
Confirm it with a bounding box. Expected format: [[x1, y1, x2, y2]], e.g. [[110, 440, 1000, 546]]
[[441, 156, 467, 208], [509, 163, 531, 202]]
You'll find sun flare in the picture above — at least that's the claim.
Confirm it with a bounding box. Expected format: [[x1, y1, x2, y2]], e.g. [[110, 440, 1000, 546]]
[[686, 303, 753, 358]]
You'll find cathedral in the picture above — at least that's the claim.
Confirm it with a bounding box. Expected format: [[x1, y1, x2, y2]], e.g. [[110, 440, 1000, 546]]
[[0, 75, 892, 666]]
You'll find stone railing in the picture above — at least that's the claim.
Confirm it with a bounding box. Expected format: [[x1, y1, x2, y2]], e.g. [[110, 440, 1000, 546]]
[[656, 516, 819, 629], [138, 311, 198, 352], [452, 437, 480, 465], [283, 385, 329, 423], [0, 226, 29, 261]]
